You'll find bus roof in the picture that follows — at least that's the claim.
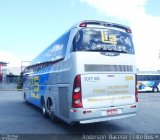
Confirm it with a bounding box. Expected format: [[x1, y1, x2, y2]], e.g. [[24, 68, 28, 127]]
[[137, 73, 160, 75], [28, 20, 133, 67], [73, 20, 132, 34], [137, 71, 160, 75]]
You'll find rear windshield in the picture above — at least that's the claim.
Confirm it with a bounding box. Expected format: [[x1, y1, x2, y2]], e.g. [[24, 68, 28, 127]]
[[73, 28, 135, 54]]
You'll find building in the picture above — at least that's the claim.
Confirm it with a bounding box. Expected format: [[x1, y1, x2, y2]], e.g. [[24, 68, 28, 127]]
[[0, 61, 8, 82]]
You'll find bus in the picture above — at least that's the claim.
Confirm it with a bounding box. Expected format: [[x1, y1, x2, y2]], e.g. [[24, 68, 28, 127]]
[[137, 74, 160, 92], [23, 20, 138, 125]]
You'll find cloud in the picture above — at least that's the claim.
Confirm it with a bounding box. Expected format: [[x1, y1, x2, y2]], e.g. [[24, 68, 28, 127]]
[[81, 0, 147, 19], [81, 0, 160, 70], [0, 51, 21, 67]]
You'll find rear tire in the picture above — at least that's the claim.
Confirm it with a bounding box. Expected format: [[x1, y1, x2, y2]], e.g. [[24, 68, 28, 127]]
[[41, 98, 48, 118], [47, 98, 59, 122]]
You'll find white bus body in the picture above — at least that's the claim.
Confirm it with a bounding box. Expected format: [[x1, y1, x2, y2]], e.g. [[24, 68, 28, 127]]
[[23, 20, 138, 124]]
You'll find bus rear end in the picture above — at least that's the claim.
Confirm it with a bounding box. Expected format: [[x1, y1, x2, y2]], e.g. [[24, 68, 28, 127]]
[[69, 21, 138, 124]]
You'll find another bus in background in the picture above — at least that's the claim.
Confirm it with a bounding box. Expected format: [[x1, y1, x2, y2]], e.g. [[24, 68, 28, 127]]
[[137, 74, 160, 92]]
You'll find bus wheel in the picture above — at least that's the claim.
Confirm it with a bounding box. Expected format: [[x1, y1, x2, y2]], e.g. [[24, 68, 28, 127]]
[[41, 99, 48, 118], [47, 99, 58, 122], [153, 87, 158, 92]]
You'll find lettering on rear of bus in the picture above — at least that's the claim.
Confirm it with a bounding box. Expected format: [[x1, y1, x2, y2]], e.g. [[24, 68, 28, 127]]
[[88, 95, 132, 102], [125, 76, 133, 81], [84, 76, 100, 82], [93, 85, 129, 94]]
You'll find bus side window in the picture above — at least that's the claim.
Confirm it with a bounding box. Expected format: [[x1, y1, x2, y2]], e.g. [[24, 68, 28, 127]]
[[137, 75, 142, 81], [152, 75, 155, 80], [154, 75, 158, 81], [58, 31, 70, 59], [141, 75, 144, 81], [148, 75, 151, 81], [46, 31, 70, 61], [31, 31, 70, 65]]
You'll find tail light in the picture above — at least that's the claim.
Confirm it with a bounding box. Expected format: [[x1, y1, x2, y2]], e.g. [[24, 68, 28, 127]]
[[72, 75, 83, 108], [79, 22, 87, 27], [135, 74, 138, 102], [126, 28, 132, 34]]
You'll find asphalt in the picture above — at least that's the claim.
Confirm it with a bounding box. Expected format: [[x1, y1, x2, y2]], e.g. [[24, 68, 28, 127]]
[[0, 91, 160, 139]]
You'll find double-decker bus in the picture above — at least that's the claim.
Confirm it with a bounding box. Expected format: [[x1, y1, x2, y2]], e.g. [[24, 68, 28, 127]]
[[23, 20, 138, 124], [137, 74, 160, 92]]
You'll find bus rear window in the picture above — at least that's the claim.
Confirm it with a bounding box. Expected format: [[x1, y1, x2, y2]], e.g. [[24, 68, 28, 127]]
[[73, 28, 135, 54]]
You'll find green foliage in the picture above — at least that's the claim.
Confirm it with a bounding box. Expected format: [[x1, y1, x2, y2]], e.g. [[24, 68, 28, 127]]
[[16, 73, 23, 89]]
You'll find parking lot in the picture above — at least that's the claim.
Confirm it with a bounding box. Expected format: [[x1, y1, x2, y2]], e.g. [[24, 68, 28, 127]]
[[0, 91, 160, 139]]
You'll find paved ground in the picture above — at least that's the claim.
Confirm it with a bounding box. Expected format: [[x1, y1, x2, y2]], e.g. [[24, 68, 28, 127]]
[[0, 83, 17, 90], [0, 91, 160, 139]]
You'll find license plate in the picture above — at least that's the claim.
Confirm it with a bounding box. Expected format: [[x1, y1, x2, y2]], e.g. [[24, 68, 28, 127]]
[[101, 108, 122, 116], [107, 109, 118, 115]]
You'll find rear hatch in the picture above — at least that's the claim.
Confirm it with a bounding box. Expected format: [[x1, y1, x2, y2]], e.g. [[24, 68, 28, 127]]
[[81, 74, 136, 109]]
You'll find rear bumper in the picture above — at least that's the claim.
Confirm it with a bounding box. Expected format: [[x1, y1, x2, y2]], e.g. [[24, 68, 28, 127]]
[[69, 104, 138, 124]]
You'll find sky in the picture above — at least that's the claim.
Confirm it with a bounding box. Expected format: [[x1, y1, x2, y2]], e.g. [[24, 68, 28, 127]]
[[0, 0, 160, 71]]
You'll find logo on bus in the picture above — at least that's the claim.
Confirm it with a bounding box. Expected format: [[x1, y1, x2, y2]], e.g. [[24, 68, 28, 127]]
[[125, 76, 133, 81], [100, 52, 120, 56], [84, 76, 100, 82]]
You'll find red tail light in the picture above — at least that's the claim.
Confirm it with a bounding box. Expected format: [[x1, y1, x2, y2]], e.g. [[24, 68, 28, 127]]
[[126, 28, 132, 34], [135, 74, 138, 102], [79, 22, 87, 27], [72, 75, 83, 108]]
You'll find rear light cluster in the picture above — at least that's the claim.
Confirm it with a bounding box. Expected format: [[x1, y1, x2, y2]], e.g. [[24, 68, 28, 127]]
[[126, 28, 132, 33], [79, 21, 132, 34], [130, 105, 136, 109], [79, 22, 87, 27], [135, 74, 138, 102], [72, 75, 83, 108]]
